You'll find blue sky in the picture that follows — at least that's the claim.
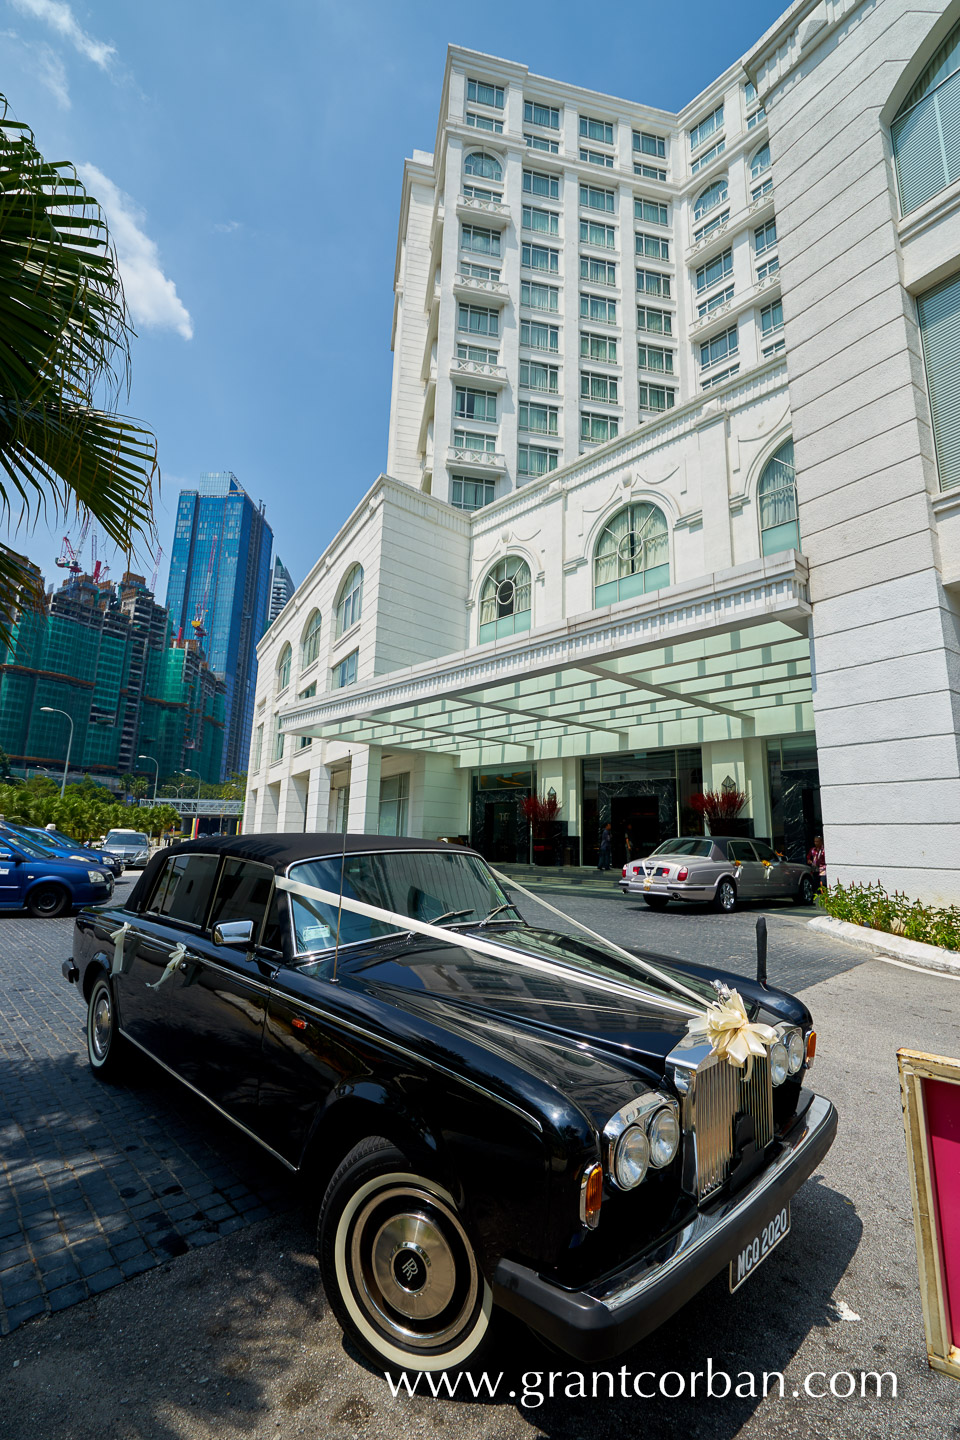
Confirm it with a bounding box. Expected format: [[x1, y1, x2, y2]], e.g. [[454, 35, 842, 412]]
[[0, 0, 786, 600]]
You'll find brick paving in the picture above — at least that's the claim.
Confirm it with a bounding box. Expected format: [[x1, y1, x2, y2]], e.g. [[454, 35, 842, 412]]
[[0, 876, 866, 1337], [0, 882, 295, 1337]]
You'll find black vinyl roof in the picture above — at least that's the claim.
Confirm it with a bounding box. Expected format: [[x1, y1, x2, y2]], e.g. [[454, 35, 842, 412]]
[[152, 832, 476, 867], [126, 833, 478, 914]]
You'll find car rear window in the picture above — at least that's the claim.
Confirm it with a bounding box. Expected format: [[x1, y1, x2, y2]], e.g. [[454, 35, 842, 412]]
[[148, 854, 220, 927], [651, 838, 714, 858]]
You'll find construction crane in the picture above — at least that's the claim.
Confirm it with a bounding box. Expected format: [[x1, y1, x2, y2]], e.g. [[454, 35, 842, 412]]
[[149, 544, 163, 594], [191, 534, 219, 640], [55, 515, 91, 574]]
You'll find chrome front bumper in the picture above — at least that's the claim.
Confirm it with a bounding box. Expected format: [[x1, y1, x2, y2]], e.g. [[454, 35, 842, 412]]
[[492, 1091, 838, 1361]]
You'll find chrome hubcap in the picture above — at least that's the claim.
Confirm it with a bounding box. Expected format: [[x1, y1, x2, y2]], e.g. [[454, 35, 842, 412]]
[[349, 1185, 478, 1348], [91, 990, 111, 1060], [721, 883, 734, 910]]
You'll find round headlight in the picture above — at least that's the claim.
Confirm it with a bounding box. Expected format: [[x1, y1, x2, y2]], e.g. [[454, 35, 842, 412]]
[[770, 1040, 789, 1086], [786, 1029, 804, 1074], [647, 1106, 680, 1168], [614, 1125, 650, 1189]]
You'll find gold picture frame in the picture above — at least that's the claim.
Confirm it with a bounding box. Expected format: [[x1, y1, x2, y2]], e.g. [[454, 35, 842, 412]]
[[897, 1047, 960, 1381]]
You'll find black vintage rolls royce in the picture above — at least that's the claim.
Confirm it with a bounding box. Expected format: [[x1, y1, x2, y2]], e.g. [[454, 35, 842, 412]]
[[63, 833, 837, 1373]]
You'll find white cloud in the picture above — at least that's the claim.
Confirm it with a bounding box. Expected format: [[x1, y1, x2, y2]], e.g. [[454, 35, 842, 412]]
[[78, 165, 193, 341], [214, 219, 241, 234], [9, 0, 114, 69], [33, 40, 69, 106], [0, 28, 71, 106]]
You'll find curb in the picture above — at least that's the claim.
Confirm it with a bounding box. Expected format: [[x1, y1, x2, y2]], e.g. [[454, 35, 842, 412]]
[[807, 915, 960, 977]]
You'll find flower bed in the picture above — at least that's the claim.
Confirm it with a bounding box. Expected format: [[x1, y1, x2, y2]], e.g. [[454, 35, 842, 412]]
[[816, 880, 960, 954]]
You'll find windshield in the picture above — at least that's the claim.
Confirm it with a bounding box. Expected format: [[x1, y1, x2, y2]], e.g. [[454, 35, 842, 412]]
[[288, 849, 520, 955], [650, 838, 714, 858], [105, 831, 149, 846], [6, 832, 70, 859]]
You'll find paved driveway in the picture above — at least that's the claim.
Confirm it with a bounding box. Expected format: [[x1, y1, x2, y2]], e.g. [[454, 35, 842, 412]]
[[0, 882, 957, 1439]]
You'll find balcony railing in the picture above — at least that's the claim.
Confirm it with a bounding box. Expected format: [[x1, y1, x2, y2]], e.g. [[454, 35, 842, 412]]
[[447, 444, 506, 471], [450, 357, 508, 384]]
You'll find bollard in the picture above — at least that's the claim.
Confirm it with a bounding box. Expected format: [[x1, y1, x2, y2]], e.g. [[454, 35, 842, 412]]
[[756, 915, 768, 988]]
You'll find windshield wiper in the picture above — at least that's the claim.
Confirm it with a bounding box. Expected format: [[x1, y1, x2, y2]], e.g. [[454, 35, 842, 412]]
[[430, 908, 476, 926], [477, 903, 515, 927]]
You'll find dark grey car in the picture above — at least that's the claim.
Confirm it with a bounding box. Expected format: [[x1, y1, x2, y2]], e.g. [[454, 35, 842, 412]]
[[625, 836, 818, 912]]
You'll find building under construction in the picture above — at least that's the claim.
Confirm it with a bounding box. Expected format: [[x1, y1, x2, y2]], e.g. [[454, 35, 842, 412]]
[[0, 568, 225, 786]]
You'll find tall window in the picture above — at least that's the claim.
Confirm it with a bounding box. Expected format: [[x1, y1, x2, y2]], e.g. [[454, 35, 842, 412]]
[[467, 79, 504, 109], [758, 439, 799, 554], [301, 610, 322, 668], [335, 564, 363, 637], [593, 503, 669, 606], [252, 724, 263, 771], [464, 152, 502, 183], [276, 643, 291, 693], [452, 476, 496, 510], [750, 143, 771, 179], [694, 178, 728, 220], [917, 271, 960, 490], [479, 557, 532, 642], [378, 773, 409, 836], [690, 105, 723, 150], [333, 650, 358, 688], [892, 20, 960, 213]]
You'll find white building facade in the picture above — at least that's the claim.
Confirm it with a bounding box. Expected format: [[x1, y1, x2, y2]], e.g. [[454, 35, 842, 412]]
[[246, 0, 960, 902]]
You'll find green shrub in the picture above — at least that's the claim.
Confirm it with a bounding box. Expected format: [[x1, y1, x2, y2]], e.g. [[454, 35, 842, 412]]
[[816, 880, 960, 953]]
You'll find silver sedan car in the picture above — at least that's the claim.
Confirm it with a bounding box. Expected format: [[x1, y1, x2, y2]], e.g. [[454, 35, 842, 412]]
[[624, 835, 818, 912]]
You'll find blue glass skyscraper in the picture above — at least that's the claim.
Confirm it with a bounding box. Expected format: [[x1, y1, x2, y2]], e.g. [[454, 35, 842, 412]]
[[165, 472, 273, 779]]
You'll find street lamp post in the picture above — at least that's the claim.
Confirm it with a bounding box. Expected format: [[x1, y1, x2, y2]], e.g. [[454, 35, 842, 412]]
[[137, 754, 159, 803], [40, 708, 74, 798], [182, 768, 202, 799]]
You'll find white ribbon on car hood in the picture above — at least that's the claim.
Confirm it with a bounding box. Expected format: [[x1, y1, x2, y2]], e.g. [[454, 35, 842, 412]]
[[274, 872, 702, 1018], [274, 866, 782, 1075]]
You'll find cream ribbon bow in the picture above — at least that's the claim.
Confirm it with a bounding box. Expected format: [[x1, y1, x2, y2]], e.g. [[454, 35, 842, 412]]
[[146, 942, 188, 991], [685, 989, 778, 1081], [109, 923, 132, 978]]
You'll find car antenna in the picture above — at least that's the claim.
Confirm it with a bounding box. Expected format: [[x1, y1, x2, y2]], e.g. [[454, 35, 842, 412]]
[[331, 760, 349, 985]]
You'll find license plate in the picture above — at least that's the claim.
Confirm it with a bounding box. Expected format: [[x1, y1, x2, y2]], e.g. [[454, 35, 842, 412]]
[[729, 1205, 790, 1292]]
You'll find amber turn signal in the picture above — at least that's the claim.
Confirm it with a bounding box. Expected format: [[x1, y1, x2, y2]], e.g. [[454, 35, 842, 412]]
[[579, 1161, 603, 1229], [806, 1030, 817, 1068]]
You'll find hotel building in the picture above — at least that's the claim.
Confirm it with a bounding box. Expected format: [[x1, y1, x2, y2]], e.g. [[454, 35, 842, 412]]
[[246, 0, 960, 903]]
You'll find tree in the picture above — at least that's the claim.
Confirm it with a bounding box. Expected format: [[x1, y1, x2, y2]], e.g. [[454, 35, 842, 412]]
[[0, 95, 158, 631]]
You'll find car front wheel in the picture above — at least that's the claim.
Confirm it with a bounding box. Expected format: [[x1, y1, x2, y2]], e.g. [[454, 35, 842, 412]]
[[86, 973, 128, 1081], [26, 884, 69, 919], [794, 875, 816, 906], [713, 877, 737, 912], [318, 1137, 493, 1374]]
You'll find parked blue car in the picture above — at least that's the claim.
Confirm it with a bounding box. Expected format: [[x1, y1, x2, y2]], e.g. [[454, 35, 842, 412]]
[[22, 825, 125, 878], [0, 829, 114, 917]]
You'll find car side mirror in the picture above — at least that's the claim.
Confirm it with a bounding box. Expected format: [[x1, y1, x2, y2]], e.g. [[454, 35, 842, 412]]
[[213, 919, 256, 947]]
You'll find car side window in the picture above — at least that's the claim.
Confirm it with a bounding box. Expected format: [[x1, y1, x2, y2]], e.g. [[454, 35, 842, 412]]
[[752, 840, 778, 862], [727, 841, 757, 863], [0, 843, 15, 861], [147, 854, 220, 928], [208, 859, 275, 944]]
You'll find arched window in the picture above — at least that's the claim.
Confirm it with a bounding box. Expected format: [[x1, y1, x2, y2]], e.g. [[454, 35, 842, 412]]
[[301, 609, 322, 668], [758, 439, 800, 555], [478, 556, 532, 642], [593, 503, 669, 606], [276, 643, 292, 693], [464, 151, 502, 183], [694, 178, 727, 220], [892, 19, 960, 213], [749, 142, 771, 179], [335, 564, 364, 637]]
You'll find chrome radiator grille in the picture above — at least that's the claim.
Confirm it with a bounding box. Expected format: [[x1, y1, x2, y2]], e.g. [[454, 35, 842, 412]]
[[687, 1054, 774, 1202]]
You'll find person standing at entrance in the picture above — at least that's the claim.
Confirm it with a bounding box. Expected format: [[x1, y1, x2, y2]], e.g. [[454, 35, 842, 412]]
[[623, 824, 634, 862], [598, 822, 613, 871], [807, 834, 826, 886]]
